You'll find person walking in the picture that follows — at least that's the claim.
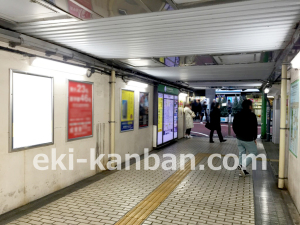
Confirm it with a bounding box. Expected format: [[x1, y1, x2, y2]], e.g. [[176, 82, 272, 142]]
[[197, 99, 202, 121], [202, 101, 208, 122], [191, 100, 197, 121], [209, 103, 226, 143], [227, 99, 233, 114], [184, 103, 195, 138], [232, 99, 258, 176], [210, 99, 216, 112]]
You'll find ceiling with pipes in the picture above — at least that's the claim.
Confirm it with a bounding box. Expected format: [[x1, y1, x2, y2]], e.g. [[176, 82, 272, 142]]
[[0, 0, 299, 90]]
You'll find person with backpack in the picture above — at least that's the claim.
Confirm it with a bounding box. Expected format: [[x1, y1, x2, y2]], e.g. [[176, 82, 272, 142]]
[[232, 99, 258, 176]]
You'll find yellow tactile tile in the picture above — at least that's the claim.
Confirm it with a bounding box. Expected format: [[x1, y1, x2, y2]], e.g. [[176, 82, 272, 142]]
[[115, 153, 206, 225]]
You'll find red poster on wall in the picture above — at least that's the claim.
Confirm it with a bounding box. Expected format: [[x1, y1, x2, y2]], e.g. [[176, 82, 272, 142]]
[[68, 80, 93, 140], [68, 0, 92, 20]]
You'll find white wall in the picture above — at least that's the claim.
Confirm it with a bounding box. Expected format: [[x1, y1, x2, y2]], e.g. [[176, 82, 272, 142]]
[[0, 48, 154, 215], [286, 69, 300, 211], [114, 79, 154, 159]]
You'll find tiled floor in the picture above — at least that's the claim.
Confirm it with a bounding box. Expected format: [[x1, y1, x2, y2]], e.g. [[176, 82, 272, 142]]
[[252, 142, 293, 225], [1, 138, 294, 225]]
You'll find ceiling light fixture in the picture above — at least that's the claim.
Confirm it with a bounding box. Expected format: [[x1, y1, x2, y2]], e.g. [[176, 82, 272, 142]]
[[128, 58, 142, 61], [30, 57, 88, 75], [291, 51, 300, 68], [264, 88, 270, 94], [127, 81, 148, 88]]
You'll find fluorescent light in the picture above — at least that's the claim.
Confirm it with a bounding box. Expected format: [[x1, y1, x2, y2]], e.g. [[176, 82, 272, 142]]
[[128, 58, 141, 61], [127, 81, 148, 88], [264, 88, 270, 94], [179, 93, 187, 97], [267, 95, 274, 98], [30, 57, 88, 75], [244, 89, 260, 92], [291, 52, 300, 68]]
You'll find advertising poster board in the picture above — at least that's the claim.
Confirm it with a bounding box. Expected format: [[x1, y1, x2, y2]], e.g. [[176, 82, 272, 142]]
[[121, 89, 134, 132], [11, 71, 54, 150], [174, 96, 178, 138], [289, 80, 299, 157], [156, 84, 179, 145], [139, 92, 149, 128], [163, 94, 174, 143], [157, 93, 163, 145], [68, 80, 93, 141]]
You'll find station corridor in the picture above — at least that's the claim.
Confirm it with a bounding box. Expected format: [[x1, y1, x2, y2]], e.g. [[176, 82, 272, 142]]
[[1, 138, 293, 225]]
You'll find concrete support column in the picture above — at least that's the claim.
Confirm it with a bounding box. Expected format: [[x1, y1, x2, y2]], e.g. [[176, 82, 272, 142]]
[[110, 71, 116, 164], [272, 96, 281, 144], [278, 64, 287, 189]]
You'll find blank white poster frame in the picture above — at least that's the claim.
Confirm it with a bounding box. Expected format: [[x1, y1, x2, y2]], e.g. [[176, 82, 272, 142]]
[[10, 70, 54, 152]]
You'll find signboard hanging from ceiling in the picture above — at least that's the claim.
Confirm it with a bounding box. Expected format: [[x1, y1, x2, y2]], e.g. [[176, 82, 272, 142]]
[[68, 0, 92, 20], [68, 80, 93, 141]]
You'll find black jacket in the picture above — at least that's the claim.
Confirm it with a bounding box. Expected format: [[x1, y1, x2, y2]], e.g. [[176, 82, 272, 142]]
[[210, 108, 221, 130], [233, 109, 258, 141], [210, 102, 216, 111]]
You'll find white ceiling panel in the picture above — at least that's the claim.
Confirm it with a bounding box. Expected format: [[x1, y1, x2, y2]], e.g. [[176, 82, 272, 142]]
[[138, 63, 275, 84], [13, 0, 300, 59]]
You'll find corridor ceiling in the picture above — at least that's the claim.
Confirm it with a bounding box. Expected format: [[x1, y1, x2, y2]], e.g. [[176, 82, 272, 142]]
[[0, 0, 300, 89]]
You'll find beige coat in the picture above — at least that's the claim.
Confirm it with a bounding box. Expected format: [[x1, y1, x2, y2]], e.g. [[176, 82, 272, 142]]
[[184, 107, 194, 129]]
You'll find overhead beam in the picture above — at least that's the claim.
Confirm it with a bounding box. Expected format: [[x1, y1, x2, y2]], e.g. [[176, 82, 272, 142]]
[[178, 0, 249, 9], [136, 0, 152, 12], [187, 79, 264, 83], [165, 0, 178, 10]]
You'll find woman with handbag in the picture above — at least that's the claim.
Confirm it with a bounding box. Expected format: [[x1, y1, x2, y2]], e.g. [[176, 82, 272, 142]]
[[184, 103, 195, 139], [209, 103, 227, 143]]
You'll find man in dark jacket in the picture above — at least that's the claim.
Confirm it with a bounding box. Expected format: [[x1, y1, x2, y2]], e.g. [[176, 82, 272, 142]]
[[209, 103, 226, 143], [210, 99, 216, 112], [233, 99, 258, 176], [196, 99, 202, 121]]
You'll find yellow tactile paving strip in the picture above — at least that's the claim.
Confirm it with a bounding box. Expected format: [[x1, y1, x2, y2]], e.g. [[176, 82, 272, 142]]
[[115, 151, 277, 225], [115, 153, 207, 225]]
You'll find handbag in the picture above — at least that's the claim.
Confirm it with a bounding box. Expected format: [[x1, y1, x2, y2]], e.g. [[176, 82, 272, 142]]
[[205, 122, 212, 130], [191, 111, 196, 118]]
